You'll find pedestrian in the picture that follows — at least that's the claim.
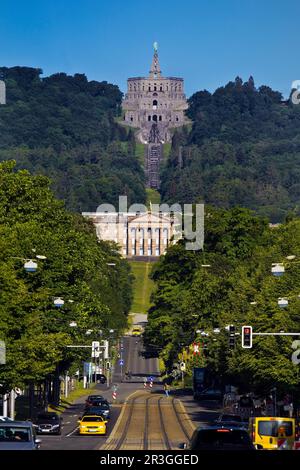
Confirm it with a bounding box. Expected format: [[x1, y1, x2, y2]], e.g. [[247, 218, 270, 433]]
[[164, 383, 170, 398]]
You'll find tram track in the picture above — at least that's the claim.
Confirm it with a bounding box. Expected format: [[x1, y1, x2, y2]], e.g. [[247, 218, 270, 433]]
[[102, 392, 195, 450]]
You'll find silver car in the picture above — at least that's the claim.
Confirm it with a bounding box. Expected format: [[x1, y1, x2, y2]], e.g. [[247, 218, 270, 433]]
[[0, 421, 41, 450]]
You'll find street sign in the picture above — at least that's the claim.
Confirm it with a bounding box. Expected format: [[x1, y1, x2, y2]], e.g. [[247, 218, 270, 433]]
[[180, 362, 186, 371], [119, 359, 124, 366], [92, 341, 100, 358], [193, 343, 200, 355]]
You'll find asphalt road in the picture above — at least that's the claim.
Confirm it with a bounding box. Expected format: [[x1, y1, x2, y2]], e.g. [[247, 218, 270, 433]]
[[40, 336, 161, 450]]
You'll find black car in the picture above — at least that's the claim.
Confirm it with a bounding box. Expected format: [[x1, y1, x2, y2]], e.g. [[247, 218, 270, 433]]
[[85, 395, 105, 406], [82, 405, 110, 419], [85, 399, 110, 412], [96, 374, 107, 384], [184, 425, 257, 450], [34, 412, 62, 435]]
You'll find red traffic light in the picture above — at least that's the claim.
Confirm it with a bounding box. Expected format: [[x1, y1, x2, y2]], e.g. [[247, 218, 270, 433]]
[[242, 326, 253, 348]]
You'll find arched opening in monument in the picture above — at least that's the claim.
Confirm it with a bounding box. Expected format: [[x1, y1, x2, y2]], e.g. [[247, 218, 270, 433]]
[[152, 100, 158, 110], [153, 115, 158, 122]]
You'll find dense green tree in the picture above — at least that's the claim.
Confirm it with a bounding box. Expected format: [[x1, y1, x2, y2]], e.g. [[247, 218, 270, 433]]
[[0, 161, 133, 397], [145, 206, 300, 398]]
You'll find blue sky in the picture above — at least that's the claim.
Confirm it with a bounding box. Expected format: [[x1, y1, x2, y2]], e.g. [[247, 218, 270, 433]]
[[0, 0, 299, 97]]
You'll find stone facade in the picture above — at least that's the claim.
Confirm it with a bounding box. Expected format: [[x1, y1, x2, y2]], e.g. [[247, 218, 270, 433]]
[[82, 211, 179, 259], [122, 44, 188, 143]]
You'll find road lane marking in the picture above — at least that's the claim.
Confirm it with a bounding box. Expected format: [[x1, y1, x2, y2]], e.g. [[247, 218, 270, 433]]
[[65, 427, 79, 437]]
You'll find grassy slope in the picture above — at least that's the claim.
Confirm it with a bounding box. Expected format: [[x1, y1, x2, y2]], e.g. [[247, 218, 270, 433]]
[[129, 260, 156, 313]]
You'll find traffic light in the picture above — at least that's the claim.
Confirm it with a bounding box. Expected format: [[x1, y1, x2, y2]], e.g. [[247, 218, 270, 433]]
[[228, 325, 235, 349], [242, 326, 252, 348]]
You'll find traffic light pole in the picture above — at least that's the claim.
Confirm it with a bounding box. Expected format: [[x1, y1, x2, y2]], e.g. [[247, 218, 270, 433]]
[[253, 332, 300, 336]]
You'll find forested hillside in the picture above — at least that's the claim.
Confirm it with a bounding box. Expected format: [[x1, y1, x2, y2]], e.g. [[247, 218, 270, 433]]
[[160, 77, 300, 222], [0, 67, 146, 211]]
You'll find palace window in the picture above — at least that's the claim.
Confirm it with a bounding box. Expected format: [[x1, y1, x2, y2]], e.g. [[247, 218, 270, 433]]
[[148, 115, 151, 121], [152, 100, 158, 110], [153, 115, 157, 122], [159, 116, 162, 121]]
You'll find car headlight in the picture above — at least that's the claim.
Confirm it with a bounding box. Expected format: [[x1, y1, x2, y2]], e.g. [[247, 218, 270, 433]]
[[52, 424, 59, 428]]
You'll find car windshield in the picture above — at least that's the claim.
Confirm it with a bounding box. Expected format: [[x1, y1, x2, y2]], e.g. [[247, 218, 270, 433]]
[[0, 426, 31, 442], [81, 416, 104, 422], [193, 430, 252, 449], [96, 404, 109, 410], [258, 421, 293, 437], [37, 414, 58, 421]]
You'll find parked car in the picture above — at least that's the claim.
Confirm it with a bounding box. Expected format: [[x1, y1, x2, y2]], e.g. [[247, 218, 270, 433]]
[[181, 425, 258, 450], [96, 374, 107, 384], [0, 416, 14, 422], [0, 421, 42, 450], [34, 412, 62, 435]]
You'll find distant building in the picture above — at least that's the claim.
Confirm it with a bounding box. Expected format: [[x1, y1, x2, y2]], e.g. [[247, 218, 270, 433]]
[[82, 211, 180, 260], [122, 43, 188, 144]]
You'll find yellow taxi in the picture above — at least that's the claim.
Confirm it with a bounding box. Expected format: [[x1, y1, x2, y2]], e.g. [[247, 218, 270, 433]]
[[249, 417, 296, 449], [78, 415, 107, 435], [132, 326, 142, 337]]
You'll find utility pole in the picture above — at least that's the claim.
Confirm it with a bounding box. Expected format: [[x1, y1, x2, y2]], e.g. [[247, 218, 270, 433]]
[[2, 393, 8, 417], [9, 389, 15, 419]]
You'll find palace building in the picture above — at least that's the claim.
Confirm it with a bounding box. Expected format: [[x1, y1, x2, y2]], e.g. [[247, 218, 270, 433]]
[[82, 211, 180, 260], [122, 43, 188, 144]]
